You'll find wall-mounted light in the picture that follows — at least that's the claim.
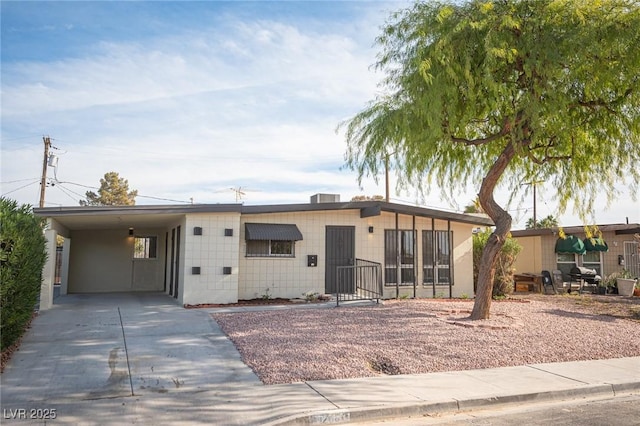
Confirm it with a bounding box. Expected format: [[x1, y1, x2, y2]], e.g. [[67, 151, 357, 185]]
[[128, 227, 134, 236], [368, 226, 374, 234], [194, 226, 203, 236]]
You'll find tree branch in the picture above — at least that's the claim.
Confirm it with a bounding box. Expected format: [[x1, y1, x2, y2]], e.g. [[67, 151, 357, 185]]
[[449, 114, 521, 146], [450, 131, 505, 146], [526, 136, 573, 164], [572, 87, 633, 113]]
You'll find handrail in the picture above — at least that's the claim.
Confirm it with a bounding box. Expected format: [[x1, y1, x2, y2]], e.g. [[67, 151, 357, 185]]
[[336, 259, 383, 306]]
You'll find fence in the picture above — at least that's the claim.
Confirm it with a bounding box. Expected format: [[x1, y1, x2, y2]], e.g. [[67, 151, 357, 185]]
[[336, 259, 383, 306]]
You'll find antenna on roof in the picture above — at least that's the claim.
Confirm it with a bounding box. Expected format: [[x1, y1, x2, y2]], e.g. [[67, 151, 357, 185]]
[[228, 186, 260, 202], [230, 187, 246, 202]]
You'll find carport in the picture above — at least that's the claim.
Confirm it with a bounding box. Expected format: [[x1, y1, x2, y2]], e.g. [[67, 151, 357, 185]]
[[34, 204, 241, 309]]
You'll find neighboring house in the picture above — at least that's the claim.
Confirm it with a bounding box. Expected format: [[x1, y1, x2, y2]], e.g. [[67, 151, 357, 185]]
[[34, 194, 493, 310], [511, 224, 640, 283]]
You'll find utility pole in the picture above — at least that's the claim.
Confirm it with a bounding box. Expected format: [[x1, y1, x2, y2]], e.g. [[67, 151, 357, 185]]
[[533, 183, 537, 226], [383, 151, 396, 203], [384, 156, 390, 203], [39, 136, 51, 208], [523, 180, 544, 227]]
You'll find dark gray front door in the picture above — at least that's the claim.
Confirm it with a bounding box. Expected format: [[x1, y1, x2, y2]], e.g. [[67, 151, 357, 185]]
[[325, 226, 355, 293]]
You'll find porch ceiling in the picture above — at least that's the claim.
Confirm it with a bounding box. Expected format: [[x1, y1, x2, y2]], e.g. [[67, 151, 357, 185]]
[[46, 212, 185, 231]]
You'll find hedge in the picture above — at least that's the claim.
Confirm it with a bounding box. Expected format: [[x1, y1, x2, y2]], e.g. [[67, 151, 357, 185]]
[[1, 197, 47, 351]]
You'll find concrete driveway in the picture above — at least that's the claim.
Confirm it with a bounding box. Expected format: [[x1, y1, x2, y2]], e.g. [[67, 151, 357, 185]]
[[1, 293, 301, 424]]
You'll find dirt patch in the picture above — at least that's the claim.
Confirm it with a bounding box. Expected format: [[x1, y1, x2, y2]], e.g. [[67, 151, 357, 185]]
[[513, 293, 640, 323], [212, 295, 640, 385], [186, 296, 331, 309]]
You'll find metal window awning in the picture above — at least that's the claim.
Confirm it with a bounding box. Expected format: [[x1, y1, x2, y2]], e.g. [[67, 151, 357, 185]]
[[245, 223, 303, 241], [583, 237, 609, 252], [555, 235, 586, 255]]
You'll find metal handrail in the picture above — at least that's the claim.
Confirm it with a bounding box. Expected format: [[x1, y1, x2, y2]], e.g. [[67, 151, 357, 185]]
[[336, 258, 383, 306]]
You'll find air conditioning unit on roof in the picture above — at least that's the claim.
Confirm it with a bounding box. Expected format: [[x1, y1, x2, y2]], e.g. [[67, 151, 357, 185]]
[[310, 194, 340, 204]]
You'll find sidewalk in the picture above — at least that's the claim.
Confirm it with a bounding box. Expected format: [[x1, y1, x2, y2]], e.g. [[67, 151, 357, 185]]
[[265, 356, 640, 425], [1, 293, 638, 425]]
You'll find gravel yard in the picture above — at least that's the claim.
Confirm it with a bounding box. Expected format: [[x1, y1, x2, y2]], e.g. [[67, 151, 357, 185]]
[[211, 295, 640, 385]]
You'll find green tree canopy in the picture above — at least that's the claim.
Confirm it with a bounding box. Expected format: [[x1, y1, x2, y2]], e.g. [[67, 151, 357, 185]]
[[526, 214, 559, 229], [463, 197, 484, 214], [341, 0, 640, 319], [80, 171, 138, 206]]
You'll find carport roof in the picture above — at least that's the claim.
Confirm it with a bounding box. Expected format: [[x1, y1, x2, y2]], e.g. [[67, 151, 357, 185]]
[[34, 204, 242, 231], [34, 200, 494, 231]]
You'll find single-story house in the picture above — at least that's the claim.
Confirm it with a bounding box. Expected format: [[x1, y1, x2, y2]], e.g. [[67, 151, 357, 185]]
[[511, 223, 640, 285], [34, 194, 493, 310]]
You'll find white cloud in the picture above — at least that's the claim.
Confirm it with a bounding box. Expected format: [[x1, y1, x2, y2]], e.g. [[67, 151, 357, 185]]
[[1, 2, 638, 229]]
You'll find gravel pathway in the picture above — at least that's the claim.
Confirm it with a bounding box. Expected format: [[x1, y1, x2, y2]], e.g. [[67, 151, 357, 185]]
[[211, 298, 640, 385]]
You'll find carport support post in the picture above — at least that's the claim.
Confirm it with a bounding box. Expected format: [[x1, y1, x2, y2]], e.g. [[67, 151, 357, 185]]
[[40, 228, 57, 310], [60, 238, 71, 295]]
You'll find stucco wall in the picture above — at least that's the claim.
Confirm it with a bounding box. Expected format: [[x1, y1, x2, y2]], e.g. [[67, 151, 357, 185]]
[[539, 231, 634, 278], [68, 228, 166, 293], [180, 213, 241, 305], [514, 230, 636, 281], [237, 210, 476, 300], [512, 235, 542, 274]]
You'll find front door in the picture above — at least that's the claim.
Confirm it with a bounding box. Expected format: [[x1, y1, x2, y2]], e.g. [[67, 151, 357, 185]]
[[131, 235, 162, 291], [325, 226, 355, 293]]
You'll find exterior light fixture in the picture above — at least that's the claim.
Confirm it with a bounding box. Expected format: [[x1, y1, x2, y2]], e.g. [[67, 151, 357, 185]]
[[129, 228, 134, 236], [368, 226, 374, 233]]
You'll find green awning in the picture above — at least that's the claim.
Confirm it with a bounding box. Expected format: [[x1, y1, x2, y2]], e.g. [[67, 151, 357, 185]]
[[555, 235, 586, 255], [584, 237, 609, 252]]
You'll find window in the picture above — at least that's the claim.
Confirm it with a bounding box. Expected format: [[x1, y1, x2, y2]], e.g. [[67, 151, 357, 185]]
[[246, 240, 295, 257], [244, 223, 301, 257], [582, 251, 602, 276], [134, 236, 157, 259], [384, 230, 415, 285], [423, 230, 452, 285], [556, 252, 576, 281]]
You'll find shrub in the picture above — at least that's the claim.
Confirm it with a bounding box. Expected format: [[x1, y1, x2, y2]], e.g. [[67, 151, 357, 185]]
[[1, 198, 47, 351], [473, 229, 522, 298]]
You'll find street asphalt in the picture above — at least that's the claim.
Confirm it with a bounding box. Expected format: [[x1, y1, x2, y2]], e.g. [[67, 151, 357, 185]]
[[1, 293, 638, 425]]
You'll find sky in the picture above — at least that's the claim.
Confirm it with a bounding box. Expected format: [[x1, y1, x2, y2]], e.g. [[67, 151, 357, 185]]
[[1, 0, 638, 230]]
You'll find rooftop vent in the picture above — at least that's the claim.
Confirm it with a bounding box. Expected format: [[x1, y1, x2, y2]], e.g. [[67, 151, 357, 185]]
[[310, 193, 340, 204]]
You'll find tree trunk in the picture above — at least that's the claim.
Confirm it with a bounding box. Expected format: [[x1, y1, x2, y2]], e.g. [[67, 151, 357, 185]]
[[470, 141, 517, 320]]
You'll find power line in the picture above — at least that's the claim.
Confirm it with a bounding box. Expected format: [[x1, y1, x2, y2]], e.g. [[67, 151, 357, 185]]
[[59, 180, 191, 204], [54, 183, 84, 204], [135, 194, 192, 204], [0, 177, 41, 184], [0, 134, 45, 144], [0, 179, 40, 197], [56, 181, 98, 190]]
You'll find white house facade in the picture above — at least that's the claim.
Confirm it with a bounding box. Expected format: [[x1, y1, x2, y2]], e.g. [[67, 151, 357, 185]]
[[35, 195, 493, 309]]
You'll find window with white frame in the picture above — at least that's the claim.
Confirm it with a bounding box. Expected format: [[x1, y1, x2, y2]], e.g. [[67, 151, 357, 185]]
[[582, 251, 602, 276], [556, 252, 576, 281]]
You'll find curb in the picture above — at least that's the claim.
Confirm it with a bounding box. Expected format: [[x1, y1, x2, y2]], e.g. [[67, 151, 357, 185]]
[[264, 382, 640, 425]]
